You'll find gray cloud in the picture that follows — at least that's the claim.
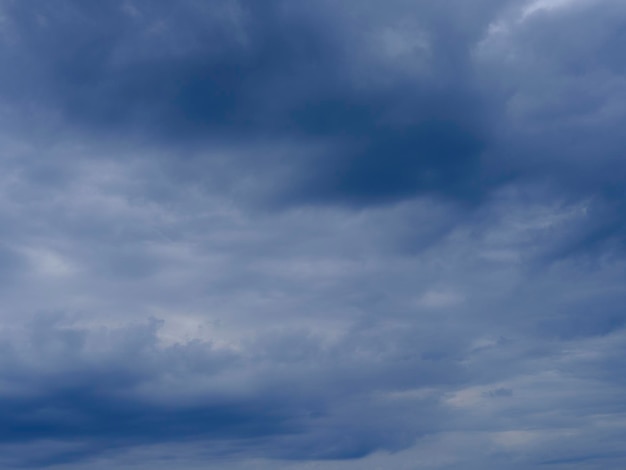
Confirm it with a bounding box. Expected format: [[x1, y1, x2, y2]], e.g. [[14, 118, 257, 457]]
[[0, 0, 626, 468]]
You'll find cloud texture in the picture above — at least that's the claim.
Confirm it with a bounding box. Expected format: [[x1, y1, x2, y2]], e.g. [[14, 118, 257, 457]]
[[0, 0, 626, 468]]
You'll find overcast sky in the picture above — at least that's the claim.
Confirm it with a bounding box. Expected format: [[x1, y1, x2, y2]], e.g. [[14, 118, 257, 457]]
[[1, 0, 626, 468]]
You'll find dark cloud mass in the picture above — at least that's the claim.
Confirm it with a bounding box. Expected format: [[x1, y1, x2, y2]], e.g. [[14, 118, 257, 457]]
[[1, 0, 501, 205], [1, 0, 626, 468]]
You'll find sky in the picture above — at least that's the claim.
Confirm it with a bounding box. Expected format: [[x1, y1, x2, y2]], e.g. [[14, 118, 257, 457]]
[[0, 0, 626, 468]]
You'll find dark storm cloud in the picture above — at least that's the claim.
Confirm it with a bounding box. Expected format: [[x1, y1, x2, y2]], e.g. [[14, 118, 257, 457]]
[[3, 0, 623, 252], [1, 0, 625, 213], [0, 317, 455, 467], [0, 0, 509, 206]]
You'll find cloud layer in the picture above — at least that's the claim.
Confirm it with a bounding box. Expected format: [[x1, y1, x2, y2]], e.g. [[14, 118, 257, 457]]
[[0, 0, 626, 468]]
